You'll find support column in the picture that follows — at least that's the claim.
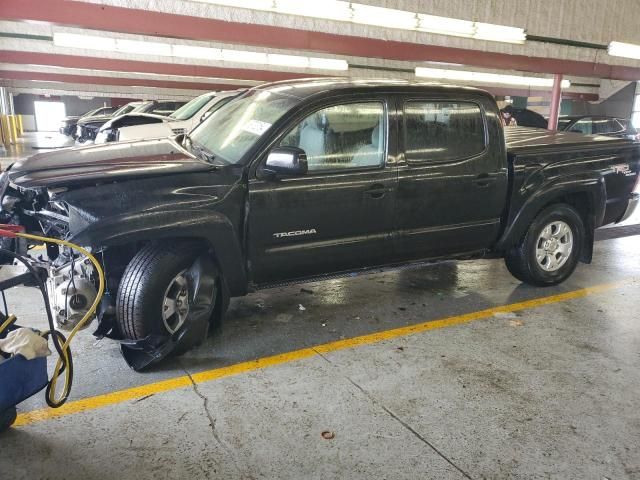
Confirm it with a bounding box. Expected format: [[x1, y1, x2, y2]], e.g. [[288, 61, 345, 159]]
[[547, 73, 563, 131]]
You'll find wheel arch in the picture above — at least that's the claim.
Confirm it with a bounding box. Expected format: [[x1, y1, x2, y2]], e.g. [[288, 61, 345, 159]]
[[497, 173, 606, 263], [70, 210, 248, 296]]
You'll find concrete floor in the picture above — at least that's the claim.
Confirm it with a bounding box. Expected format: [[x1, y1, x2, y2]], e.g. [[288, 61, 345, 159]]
[[1, 132, 640, 479], [0, 233, 639, 479], [0, 131, 74, 169]]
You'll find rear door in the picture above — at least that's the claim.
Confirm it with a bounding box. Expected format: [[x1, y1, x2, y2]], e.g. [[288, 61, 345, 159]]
[[247, 96, 398, 285], [393, 94, 509, 261]]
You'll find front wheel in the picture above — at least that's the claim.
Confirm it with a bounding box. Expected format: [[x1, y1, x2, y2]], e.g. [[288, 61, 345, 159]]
[[505, 204, 585, 286], [116, 242, 221, 354]]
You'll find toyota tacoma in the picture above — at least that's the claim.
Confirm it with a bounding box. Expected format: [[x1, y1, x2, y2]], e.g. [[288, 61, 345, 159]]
[[1, 79, 638, 368]]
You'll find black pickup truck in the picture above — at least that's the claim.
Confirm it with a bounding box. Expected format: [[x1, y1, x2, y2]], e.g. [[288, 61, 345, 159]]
[[1, 79, 638, 367]]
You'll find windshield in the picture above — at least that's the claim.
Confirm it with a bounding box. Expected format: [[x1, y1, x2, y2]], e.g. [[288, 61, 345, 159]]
[[80, 107, 102, 118], [112, 103, 139, 117], [557, 119, 573, 129], [170, 94, 216, 120], [131, 101, 153, 113], [189, 90, 299, 164]]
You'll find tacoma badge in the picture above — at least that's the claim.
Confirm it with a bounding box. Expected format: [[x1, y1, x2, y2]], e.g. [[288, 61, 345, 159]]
[[273, 229, 317, 239]]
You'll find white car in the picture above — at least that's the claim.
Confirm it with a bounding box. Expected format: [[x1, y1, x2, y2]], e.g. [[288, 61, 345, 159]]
[[112, 91, 241, 143]]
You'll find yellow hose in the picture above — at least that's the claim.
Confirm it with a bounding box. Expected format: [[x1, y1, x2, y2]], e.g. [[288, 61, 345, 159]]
[[0, 314, 16, 335], [15, 232, 105, 407]]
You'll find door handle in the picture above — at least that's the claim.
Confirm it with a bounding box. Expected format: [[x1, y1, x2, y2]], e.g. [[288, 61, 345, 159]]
[[364, 184, 391, 198], [472, 174, 497, 188]]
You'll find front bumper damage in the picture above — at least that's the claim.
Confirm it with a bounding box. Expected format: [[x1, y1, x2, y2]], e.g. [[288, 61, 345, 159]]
[[0, 172, 219, 371]]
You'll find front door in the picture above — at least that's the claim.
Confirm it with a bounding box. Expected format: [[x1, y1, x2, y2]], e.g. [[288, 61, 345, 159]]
[[393, 95, 509, 260], [248, 98, 397, 285]]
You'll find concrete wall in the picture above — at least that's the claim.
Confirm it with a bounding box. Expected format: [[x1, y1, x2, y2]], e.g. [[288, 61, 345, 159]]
[[556, 83, 636, 117], [586, 82, 637, 118], [12, 94, 111, 117]]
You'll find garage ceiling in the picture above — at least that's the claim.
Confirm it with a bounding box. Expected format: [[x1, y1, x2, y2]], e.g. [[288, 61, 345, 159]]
[[2, 0, 640, 100]]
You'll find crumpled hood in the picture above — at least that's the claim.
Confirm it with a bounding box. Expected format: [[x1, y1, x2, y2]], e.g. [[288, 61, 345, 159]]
[[9, 137, 215, 188]]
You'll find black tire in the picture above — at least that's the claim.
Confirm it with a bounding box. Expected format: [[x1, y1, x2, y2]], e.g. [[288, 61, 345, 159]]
[[0, 407, 17, 433], [505, 204, 585, 286], [116, 242, 220, 350]]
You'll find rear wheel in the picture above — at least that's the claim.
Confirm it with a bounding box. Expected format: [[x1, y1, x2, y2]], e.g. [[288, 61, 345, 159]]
[[505, 204, 584, 286], [116, 242, 220, 353]]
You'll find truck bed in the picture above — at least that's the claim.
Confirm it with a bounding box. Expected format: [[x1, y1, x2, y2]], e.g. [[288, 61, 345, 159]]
[[505, 127, 632, 155]]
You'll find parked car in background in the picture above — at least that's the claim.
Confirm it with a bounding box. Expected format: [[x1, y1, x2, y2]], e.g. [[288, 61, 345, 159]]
[[96, 91, 242, 144], [557, 115, 640, 141], [76, 100, 187, 143], [95, 113, 171, 144], [59, 106, 117, 137]]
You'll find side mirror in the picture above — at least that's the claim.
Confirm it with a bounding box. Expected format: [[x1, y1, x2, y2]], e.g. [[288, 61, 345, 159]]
[[264, 147, 308, 177]]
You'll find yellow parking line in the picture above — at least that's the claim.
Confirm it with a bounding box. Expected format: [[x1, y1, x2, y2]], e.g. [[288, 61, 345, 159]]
[[15, 280, 626, 427]]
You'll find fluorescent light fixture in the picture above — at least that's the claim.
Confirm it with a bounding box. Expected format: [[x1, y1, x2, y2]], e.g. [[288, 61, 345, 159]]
[[473, 23, 526, 44], [267, 53, 309, 68], [117, 39, 172, 56], [197, 0, 526, 44], [200, 0, 274, 8], [415, 67, 571, 89], [53, 32, 116, 51], [276, 0, 352, 21], [351, 4, 417, 29], [53, 32, 348, 71], [417, 14, 474, 37], [221, 49, 268, 64], [308, 57, 349, 70], [172, 44, 223, 61], [608, 41, 640, 60]]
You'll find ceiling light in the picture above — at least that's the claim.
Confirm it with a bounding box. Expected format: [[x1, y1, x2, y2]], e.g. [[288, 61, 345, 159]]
[[473, 23, 526, 44], [308, 57, 349, 70], [53, 32, 116, 51], [196, 1, 526, 44], [276, 0, 352, 21], [117, 39, 172, 56], [172, 45, 223, 61], [350, 4, 417, 29], [268, 54, 310, 68], [417, 14, 474, 37], [200, 0, 275, 9], [53, 32, 348, 71], [415, 67, 571, 89], [221, 49, 268, 64], [608, 41, 640, 60]]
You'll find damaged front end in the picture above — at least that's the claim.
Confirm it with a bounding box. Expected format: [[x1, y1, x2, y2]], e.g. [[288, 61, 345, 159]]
[[0, 173, 109, 335], [0, 138, 228, 370]]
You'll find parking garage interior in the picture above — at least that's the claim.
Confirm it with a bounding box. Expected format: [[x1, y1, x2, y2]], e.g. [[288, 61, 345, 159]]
[[1, 2, 640, 479]]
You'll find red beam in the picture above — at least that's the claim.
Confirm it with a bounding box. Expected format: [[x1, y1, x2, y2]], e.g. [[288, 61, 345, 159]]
[[2, 0, 640, 81], [0, 70, 245, 91], [0, 51, 321, 82], [547, 74, 564, 130]]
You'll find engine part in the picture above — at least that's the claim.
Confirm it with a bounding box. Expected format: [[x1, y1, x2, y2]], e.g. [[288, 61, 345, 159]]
[[47, 257, 98, 331]]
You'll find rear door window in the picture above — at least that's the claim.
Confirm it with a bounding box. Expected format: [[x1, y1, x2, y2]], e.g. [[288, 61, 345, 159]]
[[403, 101, 486, 163], [592, 117, 619, 134]]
